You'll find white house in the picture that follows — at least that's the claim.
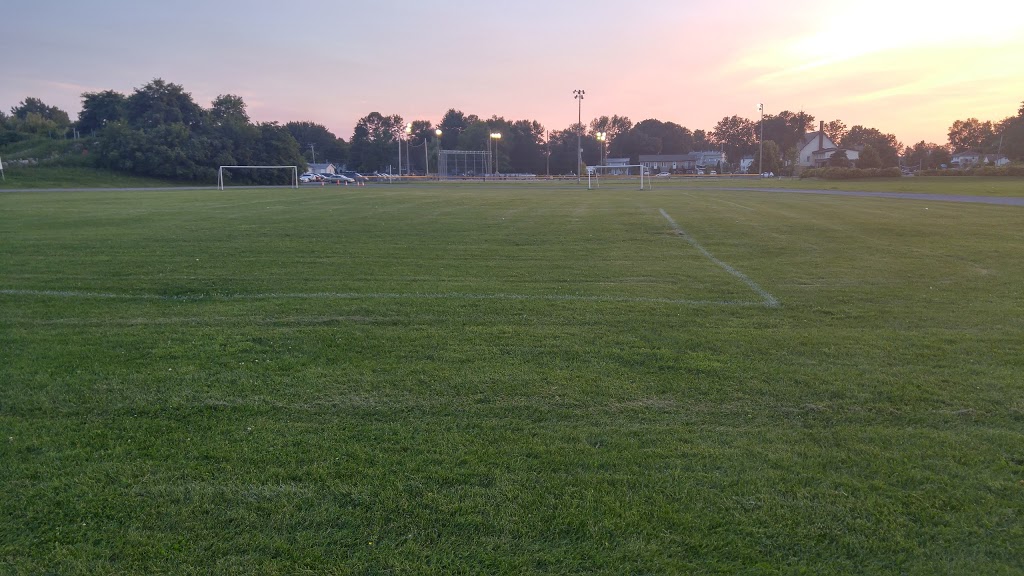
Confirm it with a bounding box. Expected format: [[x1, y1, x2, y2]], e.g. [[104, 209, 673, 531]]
[[798, 122, 859, 168], [639, 151, 726, 174], [951, 151, 1010, 168], [308, 163, 337, 175], [599, 157, 633, 175]]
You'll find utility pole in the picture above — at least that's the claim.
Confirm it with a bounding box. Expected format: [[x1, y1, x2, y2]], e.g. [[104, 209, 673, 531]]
[[758, 103, 764, 175], [574, 89, 585, 183]]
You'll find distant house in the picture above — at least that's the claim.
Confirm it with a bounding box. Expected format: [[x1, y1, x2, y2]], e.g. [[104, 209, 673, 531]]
[[639, 150, 726, 173], [308, 163, 337, 175], [797, 121, 860, 169], [601, 157, 633, 175], [951, 151, 1010, 168], [739, 155, 755, 173]]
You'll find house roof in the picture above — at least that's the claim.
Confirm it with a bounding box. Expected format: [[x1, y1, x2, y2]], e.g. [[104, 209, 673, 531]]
[[639, 151, 725, 163], [800, 130, 841, 151]]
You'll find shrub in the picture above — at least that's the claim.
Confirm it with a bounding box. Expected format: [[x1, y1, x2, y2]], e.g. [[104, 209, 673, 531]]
[[799, 167, 901, 179], [919, 165, 1024, 177]]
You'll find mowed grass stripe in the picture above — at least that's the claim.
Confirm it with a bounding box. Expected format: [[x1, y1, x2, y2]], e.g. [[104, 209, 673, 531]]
[[0, 288, 761, 307]]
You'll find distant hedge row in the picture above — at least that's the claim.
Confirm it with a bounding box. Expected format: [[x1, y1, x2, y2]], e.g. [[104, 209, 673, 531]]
[[799, 167, 902, 179], [919, 165, 1024, 177]]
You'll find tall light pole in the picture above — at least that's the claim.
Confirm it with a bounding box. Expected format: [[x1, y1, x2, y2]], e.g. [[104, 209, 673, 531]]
[[545, 130, 550, 178], [309, 144, 316, 166], [758, 103, 764, 176], [596, 132, 607, 167], [574, 89, 585, 183], [404, 123, 412, 176], [434, 129, 442, 179], [490, 132, 501, 175]]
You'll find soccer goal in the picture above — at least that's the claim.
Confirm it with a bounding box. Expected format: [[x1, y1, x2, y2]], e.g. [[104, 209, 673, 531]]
[[217, 165, 298, 190], [587, 165, 649, 190]]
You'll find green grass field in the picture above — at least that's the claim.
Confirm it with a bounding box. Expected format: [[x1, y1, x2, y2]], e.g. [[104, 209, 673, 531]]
[[2, 181, 1023, 574], [0, 165, 189, 189]]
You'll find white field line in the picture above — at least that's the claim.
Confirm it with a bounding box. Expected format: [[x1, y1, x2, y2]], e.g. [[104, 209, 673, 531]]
[[0, 288, 761, 308], [659, 208, 780, 308]]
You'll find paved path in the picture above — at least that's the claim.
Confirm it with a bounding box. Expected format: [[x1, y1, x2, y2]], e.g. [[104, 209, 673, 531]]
[[705, 187, 1024, 206]]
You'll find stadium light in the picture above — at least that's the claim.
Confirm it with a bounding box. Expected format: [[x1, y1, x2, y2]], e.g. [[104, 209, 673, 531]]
[[433, 129, 443, 178], [596, 132, 607, 166], [490, 132, 501, 175], [574, 89, 585, 183], [401, 123, 412, 176]]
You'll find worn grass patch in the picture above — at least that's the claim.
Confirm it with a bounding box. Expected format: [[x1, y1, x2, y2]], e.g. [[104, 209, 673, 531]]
[[2, 184, 1023, 574]]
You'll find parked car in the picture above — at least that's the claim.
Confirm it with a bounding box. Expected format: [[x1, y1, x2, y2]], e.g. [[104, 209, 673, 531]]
[[322, 173, 355, 184], [340, 171, 368, 183], [655, 172, 671, 177]]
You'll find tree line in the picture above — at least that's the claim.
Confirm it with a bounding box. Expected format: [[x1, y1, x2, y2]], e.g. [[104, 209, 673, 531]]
[[2, 79, 1022, 180]]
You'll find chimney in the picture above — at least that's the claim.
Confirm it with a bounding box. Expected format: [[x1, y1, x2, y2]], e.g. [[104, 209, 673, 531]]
[[818, 121, 824, 151]]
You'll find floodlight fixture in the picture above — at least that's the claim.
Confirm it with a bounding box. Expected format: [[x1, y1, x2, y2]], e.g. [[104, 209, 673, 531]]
[[574, 89, 585, 183]]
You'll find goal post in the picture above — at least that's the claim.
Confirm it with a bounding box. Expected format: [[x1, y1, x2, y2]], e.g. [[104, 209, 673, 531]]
[[587, 164, 649, 190], [217, 165, 298, 190]]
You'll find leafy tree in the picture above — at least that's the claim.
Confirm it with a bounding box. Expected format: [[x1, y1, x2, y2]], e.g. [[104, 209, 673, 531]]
[[456, 118, 490, 155], [77, 90, 126, 135], [90, 81, 303, 183], [760, 110, 814, 154], [712, 115, 756, 164], [842, 126, 901, 167], [285, 121, 347, 167], [209, 94, 249, 125], [754, 140, 781, 174], [823, 120, 848, 147], [126, 79, 204, 129], [438, 109, 469, 151], [856, 144, 882, 169], [692, 129, 712, 151], [612, 124, 662, 163], [348, 112, 404, 173], [13, 112, 62, 136], [588, 115, 633, 157], [930, 145, 952, 169], [546, 128, 586, 174], [829, 149, 850, 167], [996, 107, 1024, 161], [626, 119, 693, 155], [947, 118, 995, 152], [506, 119, 545, 174], [11, 97, 71, 127]]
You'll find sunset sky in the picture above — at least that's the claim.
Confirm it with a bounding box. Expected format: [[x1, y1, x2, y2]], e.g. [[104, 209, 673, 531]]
[[5, 0, 1023, 147]]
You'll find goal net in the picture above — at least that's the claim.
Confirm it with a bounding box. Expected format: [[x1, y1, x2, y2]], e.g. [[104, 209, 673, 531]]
[[587, 164, 649, 190], [217, 165, 298, 190], [438, 150, 491, 179]]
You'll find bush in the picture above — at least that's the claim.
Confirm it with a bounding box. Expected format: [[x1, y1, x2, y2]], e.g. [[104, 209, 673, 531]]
[[919, 165, 1024, 177], [800, 167, 901, 179]]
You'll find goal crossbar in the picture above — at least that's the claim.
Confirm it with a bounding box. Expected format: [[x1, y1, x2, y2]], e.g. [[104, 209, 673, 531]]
[[218, 165, 298, 190]]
